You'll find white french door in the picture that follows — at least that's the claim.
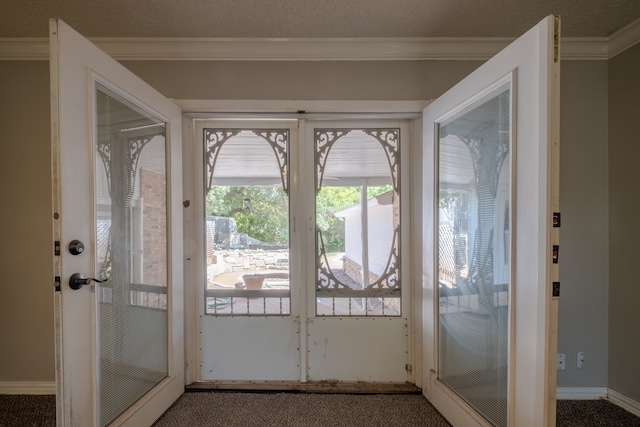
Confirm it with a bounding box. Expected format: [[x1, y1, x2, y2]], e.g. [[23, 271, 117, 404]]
[[50, 19, 184, 426], [190, 118, 412, 385], [422, 16, 560, 426]]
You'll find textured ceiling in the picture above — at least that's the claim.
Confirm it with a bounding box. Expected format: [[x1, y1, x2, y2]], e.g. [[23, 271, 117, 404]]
[[1, 0, 640, 38]]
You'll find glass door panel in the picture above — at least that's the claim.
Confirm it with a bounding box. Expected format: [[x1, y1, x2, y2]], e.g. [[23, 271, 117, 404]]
[[437, 83, 511, 426], [203, 129, 290, 316], [314, 129, 401, 316], [95, 84, 169, 426]]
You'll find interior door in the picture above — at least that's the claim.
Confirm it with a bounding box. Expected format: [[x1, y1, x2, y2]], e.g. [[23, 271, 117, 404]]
[[422, 16, 560, 427], [50, 19, 184, 426]]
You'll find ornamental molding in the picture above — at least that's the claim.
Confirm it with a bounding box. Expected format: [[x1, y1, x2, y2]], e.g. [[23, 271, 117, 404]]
[[1, 19, 639, 61]]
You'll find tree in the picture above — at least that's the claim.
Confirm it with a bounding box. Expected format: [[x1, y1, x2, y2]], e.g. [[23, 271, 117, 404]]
[[206, 186, 288, 245], [206, 184, 393, 251]]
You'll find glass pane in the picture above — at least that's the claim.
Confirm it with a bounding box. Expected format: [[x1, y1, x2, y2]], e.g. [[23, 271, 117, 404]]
[[315, 129, 400, 316], [95, 84, 168, 426], [204, 130, 290, 316], [438, 83, 511, 426]]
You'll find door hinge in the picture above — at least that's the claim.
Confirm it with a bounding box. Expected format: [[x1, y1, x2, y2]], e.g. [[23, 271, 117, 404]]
[[552, 281, 560, 297], [552, 245, 559, 264], [405, 363, 413, 373], [554, 16, 560, 63], [54, 276, 61, 292], [54, 240, 61, 256], [553, 212, 561, 227]]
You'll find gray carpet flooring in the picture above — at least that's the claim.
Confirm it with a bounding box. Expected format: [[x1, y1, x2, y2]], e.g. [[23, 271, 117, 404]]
[[0, 395, 55, 427], [2, 393, 640, 426], [154, 392, 450, 426]]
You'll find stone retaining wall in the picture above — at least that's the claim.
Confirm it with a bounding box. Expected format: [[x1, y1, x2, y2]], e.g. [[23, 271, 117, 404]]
[[212, 249, 289, 273]]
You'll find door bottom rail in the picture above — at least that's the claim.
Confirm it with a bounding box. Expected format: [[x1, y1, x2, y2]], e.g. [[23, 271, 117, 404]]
[[186, 381, 421, 394]]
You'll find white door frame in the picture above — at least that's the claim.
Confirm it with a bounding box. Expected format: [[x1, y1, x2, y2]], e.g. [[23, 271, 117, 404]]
[[179, 102, 426, 387]]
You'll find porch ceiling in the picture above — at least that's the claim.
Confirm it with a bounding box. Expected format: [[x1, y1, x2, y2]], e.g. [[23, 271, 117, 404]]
[[211, 129, 393, 187]]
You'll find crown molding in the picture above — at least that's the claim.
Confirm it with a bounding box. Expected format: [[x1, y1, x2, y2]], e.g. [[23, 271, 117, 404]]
[[608, 17, 640, 58], [0, 38, 49, 60], [0, 37, 515, 61], [1, 19, 638, 61], [560, 38, 609, 60], [97, 37, 516, 61]]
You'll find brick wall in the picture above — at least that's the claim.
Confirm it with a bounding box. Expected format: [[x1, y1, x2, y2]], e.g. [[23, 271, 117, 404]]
[[343, 256, 381, 287], [140, 168, 167, 286]]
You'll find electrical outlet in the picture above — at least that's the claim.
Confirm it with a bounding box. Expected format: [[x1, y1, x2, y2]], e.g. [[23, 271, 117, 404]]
[[557, 353, 566, 370], [577, 352, 585, 368]]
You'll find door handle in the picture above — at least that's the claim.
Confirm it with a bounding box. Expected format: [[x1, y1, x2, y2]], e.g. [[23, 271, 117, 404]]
[[69, 273, 106, 290]]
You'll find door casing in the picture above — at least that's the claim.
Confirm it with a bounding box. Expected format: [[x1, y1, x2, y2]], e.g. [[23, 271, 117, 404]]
[[180, 109, 424, 387]]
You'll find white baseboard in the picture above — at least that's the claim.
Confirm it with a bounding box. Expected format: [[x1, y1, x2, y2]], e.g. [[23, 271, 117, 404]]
[[557, 386, 640, 417], [0, 381, 55, 395], [608, 388, 640, 417], [556, 386, 608, 400]]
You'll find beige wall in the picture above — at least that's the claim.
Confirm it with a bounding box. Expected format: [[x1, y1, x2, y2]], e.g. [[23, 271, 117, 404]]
[[120, 60, 481, 100], [0, 56, 621, 397], [0, 61, 55, 381], [608, 43, 640, 402], [557, 60, 609, 387]]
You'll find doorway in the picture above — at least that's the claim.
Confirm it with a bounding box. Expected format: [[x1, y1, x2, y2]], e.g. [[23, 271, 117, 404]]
[[186, 118, 414, 386]]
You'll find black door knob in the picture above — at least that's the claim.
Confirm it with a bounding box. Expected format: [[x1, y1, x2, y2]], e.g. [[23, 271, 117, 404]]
[[69, 240, 85, 255], [69, 273, 105, 290]]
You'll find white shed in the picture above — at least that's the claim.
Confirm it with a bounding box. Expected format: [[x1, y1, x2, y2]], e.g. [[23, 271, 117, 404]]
[[335, 191, 396, 285]]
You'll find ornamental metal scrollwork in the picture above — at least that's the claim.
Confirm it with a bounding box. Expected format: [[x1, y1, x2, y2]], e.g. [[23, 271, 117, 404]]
[[458, 91, 510, 199], [365, 226, 400, 290], [462, 134, 509, 199], [314, 127, 401, 296], [314, 129, 351, 193], [95, 131, 159, 283], [126, 135, 155, 199], [96, 134, 157, 198], [96, 140, 112, 196], [445, 90, 510, 310], [254, 130, 289, 194], [316, 226, 400, 291], [316, 229, 349, 290], [363, 129, 400, 195], [204, 130, 241, 192], [204, 129, 289, 194]]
